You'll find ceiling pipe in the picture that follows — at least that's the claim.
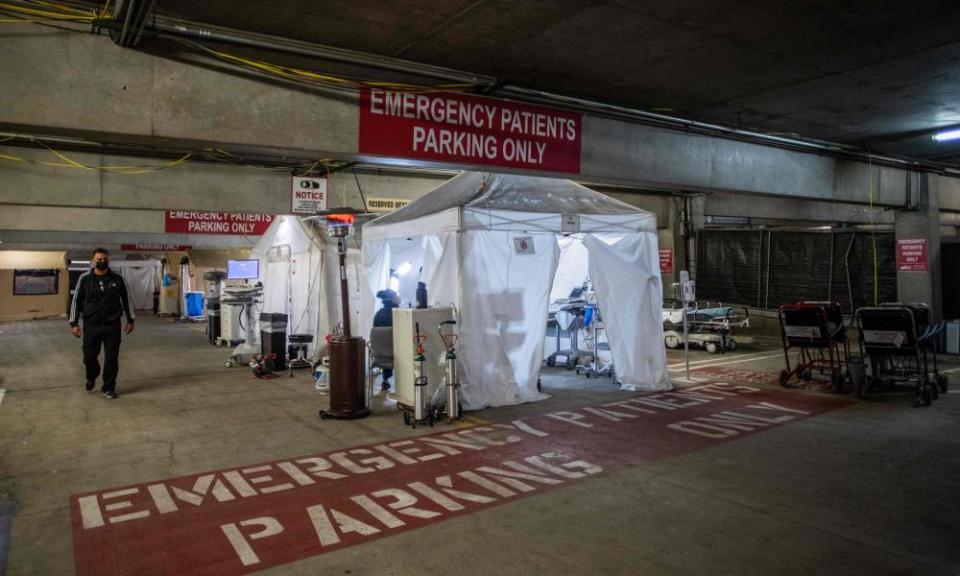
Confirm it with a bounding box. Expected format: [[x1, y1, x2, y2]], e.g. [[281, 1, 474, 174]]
[[130, 0, 156, 46], [149, 16, 498, 87]]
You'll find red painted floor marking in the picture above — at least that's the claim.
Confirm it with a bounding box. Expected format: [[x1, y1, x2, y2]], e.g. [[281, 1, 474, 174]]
[[71, 383, 852, 575], [693, 366, 781, 385]]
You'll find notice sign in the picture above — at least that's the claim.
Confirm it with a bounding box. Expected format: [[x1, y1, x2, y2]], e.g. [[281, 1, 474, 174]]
[[659, 249, 674, 274], [291, 176, 328, 214], [165, 211, 274, 235], [561, 214, 581, 234], [120, 244, 191, 252], [513, 236, 535, 255], [367, 197, 411, 212], [897, 238, 928, 272], [359, 88, 582, 174]]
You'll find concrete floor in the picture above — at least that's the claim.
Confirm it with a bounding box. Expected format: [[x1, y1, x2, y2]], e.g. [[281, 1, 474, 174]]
[[1, 316, 959, 575]]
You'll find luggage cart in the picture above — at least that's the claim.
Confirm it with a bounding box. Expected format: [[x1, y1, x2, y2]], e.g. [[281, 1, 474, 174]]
[[880, 303, 949, 394], [778, 301, 850, 390], [855, 304, 949, 405]]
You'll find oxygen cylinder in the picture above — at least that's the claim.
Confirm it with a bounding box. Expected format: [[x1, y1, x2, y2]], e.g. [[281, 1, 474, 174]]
[[445, 352, 459, 421], [413, 322, 428, 422]]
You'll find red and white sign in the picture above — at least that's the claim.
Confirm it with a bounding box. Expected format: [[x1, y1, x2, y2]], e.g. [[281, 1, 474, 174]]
[[291, 176, 328, 214], [120, 243, 191, 252], [659, 249, 674, 274], [359, 88, 582, 174], [165, 211, 274, 236], [897, 238, 928, 272], [70, 382, 849, 576]]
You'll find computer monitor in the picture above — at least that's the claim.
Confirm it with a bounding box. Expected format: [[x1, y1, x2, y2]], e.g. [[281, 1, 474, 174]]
[[227, 259, 259, 280]]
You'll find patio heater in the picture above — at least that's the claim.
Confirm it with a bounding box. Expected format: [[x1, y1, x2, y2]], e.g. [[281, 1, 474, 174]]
[[315, 208, 372, 420]]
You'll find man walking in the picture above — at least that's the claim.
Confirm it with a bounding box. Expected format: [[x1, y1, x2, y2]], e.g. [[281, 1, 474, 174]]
[[69, 248, 136, 399]]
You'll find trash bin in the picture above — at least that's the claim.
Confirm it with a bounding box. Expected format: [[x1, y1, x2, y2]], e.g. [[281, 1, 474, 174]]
[[206, 299, 221, 345], [184, 291, 205, 318], [260, 313, 288, 371]]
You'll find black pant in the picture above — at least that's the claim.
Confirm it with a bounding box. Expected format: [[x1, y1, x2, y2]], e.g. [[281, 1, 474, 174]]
[[82, 322, 122, 392]]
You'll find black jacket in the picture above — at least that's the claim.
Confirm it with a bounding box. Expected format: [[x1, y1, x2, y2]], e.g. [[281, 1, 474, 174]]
[[373, 302, 396, 327], [69, 269, 136, 326]]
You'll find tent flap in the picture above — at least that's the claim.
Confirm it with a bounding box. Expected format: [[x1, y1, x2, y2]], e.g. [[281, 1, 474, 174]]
[[584, 233, 672, 391], [460, 230, 555, 408]]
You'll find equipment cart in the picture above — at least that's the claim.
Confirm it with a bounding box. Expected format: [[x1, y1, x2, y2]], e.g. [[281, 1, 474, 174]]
[[778, 301, 850, 389]]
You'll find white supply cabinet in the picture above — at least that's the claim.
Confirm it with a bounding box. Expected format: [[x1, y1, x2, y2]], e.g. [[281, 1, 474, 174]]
[[392, 307, 453, 408]]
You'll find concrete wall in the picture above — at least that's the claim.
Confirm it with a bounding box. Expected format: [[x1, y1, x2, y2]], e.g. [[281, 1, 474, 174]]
[[0, 251, 68, 321], [2, 26, 957, 209]]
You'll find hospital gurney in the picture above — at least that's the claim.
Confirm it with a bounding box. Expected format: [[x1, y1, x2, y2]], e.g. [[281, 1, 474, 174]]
[[854, 303, 949, 405], [778, 301, 850, 389], [663, 300, 752, 354]]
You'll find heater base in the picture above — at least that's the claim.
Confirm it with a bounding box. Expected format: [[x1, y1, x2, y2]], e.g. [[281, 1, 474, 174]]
[[321, 336, 370, 421]]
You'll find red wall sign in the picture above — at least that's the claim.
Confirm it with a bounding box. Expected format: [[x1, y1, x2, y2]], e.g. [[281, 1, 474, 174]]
[[897, 238, 928, 272], [165, 211, 274, 236], [659, 249, 674, 274], [120, 243, 191, 252], [359, 88, 582, 174]]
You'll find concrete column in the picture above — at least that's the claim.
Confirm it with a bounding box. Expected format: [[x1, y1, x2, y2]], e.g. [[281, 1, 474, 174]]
[[895, 173, 942, 319]]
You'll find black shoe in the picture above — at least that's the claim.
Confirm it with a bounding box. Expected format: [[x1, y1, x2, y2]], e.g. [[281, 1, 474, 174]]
[[85, 380, 95, 392], [103, 390, 119, 399]]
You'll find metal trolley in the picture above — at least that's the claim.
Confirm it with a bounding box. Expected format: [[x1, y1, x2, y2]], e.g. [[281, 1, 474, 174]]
[[778, 301, 851, 390], [854, 303, 949, 406]]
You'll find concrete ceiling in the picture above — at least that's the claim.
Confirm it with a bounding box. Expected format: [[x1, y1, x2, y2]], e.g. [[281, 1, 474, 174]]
[[150, 0, 960, 164]]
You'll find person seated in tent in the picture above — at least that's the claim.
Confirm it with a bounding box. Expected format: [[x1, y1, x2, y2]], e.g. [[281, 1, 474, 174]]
[[372, 289, 401, 389]]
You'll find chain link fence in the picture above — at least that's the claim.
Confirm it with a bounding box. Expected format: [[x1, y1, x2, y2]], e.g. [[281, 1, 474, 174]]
[[696, 229, 896, 312]]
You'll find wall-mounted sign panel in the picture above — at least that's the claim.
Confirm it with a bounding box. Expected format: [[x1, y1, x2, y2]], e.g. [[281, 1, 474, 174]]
[[366, 198, 411, 212], [165, 211, 273, 236], [897, 238, 927, 272], [659, 249, 674, 274], [291, 177, 328, 214], [359, 88, 582, 174], [120, 244, 191, 252]]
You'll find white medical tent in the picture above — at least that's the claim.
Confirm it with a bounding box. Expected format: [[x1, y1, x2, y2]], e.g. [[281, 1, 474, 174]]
[[251, 215, 363, 354], [360, 171, 671, 411]]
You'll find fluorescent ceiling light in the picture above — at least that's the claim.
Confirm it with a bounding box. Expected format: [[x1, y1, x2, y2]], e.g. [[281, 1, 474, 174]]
[[932, 129, 960, 142]]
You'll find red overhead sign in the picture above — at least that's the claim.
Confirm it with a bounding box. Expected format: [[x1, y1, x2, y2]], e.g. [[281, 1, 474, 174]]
[[897, 238, 928, 272], [165, 211, 274, 236], [659, 249, 674, 274], [120, 244, 191, 252], [359, 88, 582, 174]]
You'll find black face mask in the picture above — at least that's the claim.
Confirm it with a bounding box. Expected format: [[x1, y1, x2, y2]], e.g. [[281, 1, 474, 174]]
[[95, 261, 108, 271]]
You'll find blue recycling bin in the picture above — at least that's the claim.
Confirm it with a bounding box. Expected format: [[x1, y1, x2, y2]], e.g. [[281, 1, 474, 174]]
[[185, 291, 205, 318]]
